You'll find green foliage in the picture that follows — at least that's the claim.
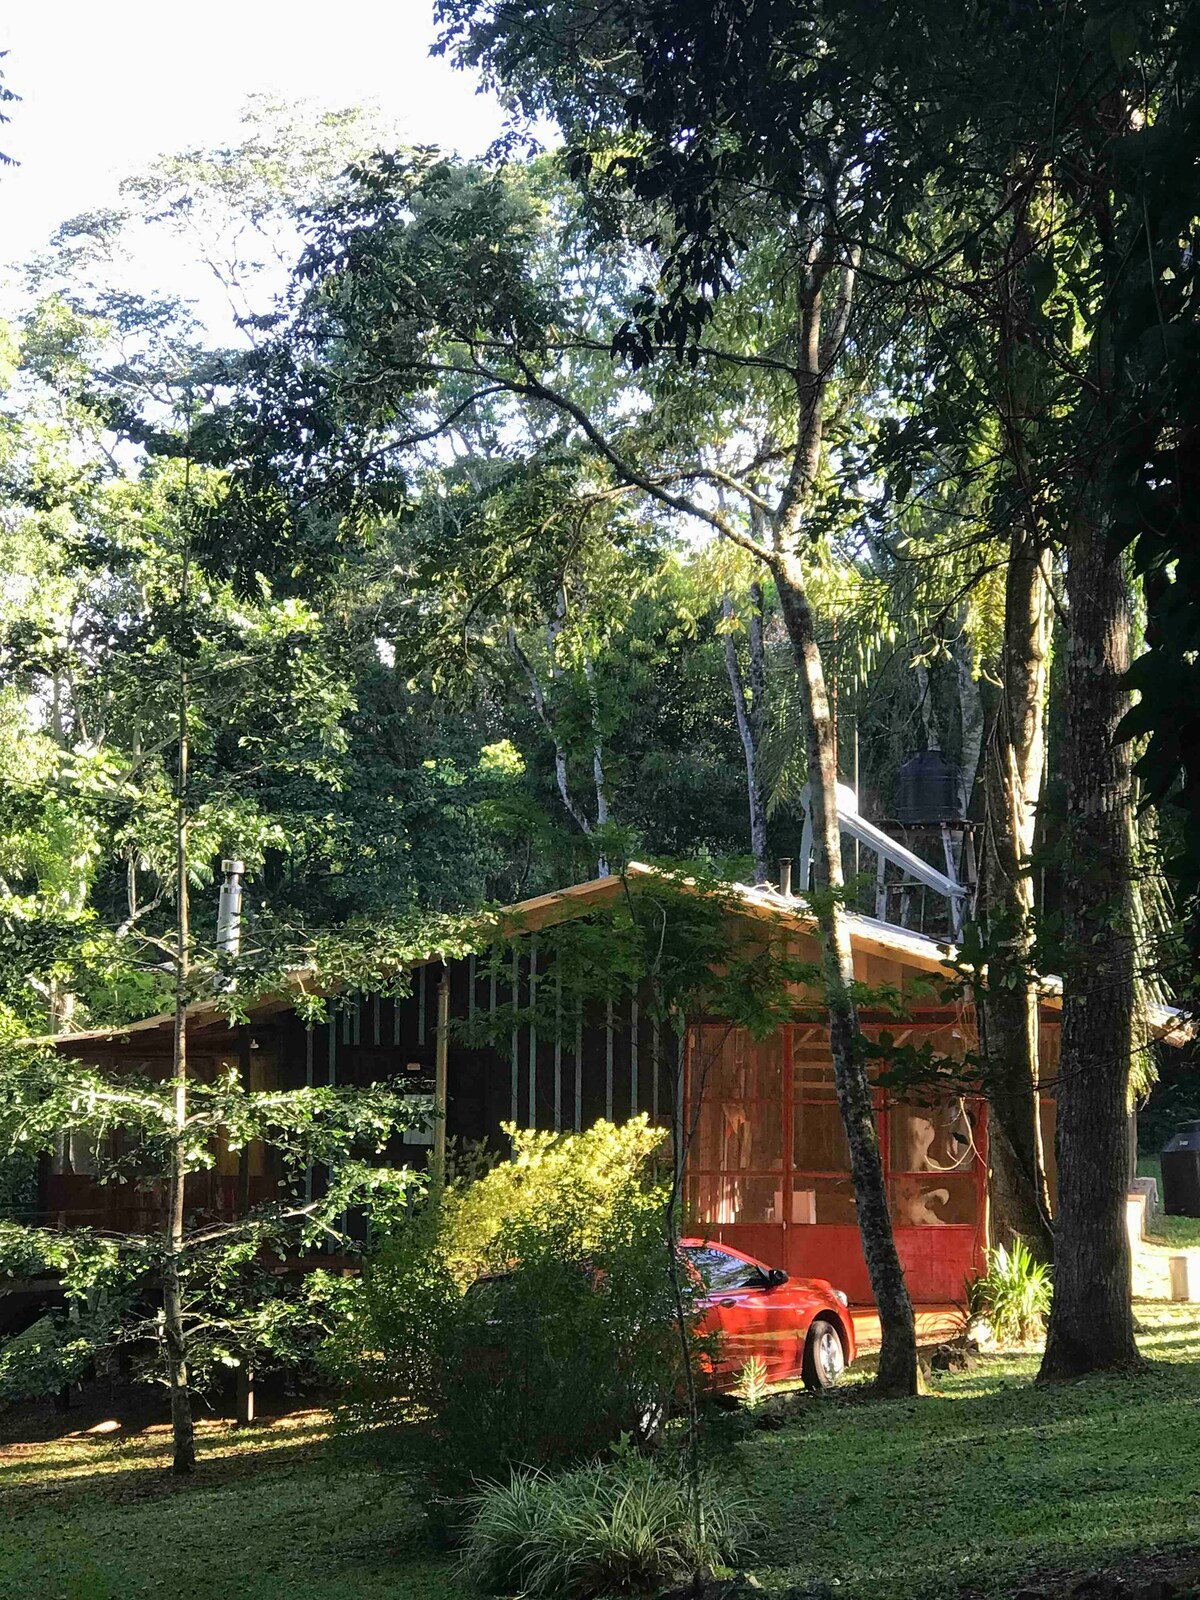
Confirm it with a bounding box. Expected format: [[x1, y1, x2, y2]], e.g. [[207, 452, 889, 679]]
[[0, 1315, 107, 1402], [460, 1457, 749, 1598], [329, 1119, 703, 1510], [435, 1118, 669, 1283], [0, 1029, 433, 1399], [464, 877, 827, 1065], [968, 1239, 1053, 1346]]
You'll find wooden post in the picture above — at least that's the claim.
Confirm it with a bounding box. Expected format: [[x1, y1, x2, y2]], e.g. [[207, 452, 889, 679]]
[[434, 964, 450, 1185], [236, 1362, 255, 1426]]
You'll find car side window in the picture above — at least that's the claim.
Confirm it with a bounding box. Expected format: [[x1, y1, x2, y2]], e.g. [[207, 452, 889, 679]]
[[688, 1247, 763, 1291]]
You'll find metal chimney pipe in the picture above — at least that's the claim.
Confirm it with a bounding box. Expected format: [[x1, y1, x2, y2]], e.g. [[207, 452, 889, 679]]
[[216, 859, 245, 958], [778, 858, 793, 898]]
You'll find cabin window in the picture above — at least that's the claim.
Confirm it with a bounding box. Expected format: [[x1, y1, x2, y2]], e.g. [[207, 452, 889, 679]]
[[789, 1174, 857, 1225], [791, 1036, 853, 1223], [692, 1028, 784, 1177], [886, 1099, 978, 1227], [687, 1023, 984, 1235], [793, 1101, 851, 1172], [690, 1027, 784, 1224], [50, 1128, 103, 1177], [693, 1173, 784, 1226]]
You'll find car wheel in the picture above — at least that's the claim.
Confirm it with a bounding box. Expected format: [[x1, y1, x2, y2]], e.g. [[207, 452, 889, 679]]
[[802, 1317, 846, 1390]]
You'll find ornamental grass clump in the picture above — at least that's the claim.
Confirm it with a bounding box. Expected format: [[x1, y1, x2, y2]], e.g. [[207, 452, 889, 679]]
[[461, 1457, 750, 1598], [968, 1237, 1053, 1345]]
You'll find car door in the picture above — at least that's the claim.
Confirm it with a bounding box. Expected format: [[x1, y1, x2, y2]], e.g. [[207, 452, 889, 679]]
[[692, 1245, 800, 1384]]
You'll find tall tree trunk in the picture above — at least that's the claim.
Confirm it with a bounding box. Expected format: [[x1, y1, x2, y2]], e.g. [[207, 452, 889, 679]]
[[914, 654, 942, 752], [722, 590, 769, 882], [981, 529, 1055, 1262], [164, 545, 196, 1477], [1038, 527, 1140, 1379], [509, 618, 610, 876], [776, 553, 921, 1396]]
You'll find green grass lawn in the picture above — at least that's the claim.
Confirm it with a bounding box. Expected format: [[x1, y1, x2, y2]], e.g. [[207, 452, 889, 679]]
[[2, 1305, 1199, 1600], [1139, 1155, 1200, 1250], [737, 1302, 1200, 1599], [0, 1404, 457, 1600]]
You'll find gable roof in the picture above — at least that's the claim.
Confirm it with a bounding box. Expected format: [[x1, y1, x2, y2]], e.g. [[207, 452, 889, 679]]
[[29, 862, 1189, 1047]]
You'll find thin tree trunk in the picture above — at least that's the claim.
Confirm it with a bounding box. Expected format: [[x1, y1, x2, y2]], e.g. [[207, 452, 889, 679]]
[[1038, 527, 1140, 1379], [583, 656, 610, 876], [509, 611, 611, 877], [164, 530, 196, 1477], [509, 625, 595, 846], [952, 615, 985, 816], [981, 530, 1055, 1262], [775, 553, 921, 1396], [914, 655, 942, 751], [722, 592, 769, 882], [979, 168, 1058, 1263]]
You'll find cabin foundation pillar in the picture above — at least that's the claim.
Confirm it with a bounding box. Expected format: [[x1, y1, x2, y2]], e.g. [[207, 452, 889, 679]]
[[236, 1364, 255, 1426]]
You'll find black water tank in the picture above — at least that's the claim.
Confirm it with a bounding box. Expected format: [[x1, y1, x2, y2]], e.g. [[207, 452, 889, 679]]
[[895, 749, 963, 824], [1162, 1122, 1200, 1217]]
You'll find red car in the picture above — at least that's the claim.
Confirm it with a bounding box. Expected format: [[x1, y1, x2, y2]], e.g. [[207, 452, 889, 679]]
[[681, 1237, 856, 1391]]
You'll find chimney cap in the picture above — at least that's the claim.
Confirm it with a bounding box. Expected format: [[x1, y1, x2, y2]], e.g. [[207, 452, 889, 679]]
[[221, 859, 245, 876]]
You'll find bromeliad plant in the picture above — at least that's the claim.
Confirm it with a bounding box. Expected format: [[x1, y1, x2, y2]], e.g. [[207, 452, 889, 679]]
[[968, 1238, 1053, 1346]]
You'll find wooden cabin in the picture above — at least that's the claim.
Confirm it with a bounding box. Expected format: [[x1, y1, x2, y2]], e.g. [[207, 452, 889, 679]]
[[35, 865, 1086, 1306]]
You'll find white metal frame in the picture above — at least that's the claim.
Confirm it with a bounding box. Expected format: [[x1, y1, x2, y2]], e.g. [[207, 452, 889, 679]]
[[798, 785, 970, 938]]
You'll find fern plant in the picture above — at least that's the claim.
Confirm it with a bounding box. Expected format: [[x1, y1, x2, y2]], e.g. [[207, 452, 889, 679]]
[[968, 1238, 1052, 1345]]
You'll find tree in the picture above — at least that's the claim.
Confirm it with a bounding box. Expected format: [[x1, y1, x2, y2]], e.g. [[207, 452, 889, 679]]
[[0, 51, 17, 170], [0, 289, 480, 1466], [718, 566, 770, 886], [427, 0, 932, 1393], [980, 523, 1055, 1261], [221, 136, 926, 1389], [0, 1020, 447, 1457], [435, 0, 1184, 1373]]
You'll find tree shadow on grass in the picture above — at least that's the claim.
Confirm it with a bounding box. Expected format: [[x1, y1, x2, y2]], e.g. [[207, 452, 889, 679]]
[[0, 1397, 339, 1508]]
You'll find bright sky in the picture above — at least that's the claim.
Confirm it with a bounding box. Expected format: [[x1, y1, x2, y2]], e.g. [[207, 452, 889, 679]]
[[1, 0, 507, 273]]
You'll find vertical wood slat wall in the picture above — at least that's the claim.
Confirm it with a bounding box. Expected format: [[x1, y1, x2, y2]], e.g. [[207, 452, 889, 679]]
[[281, 955, 677, 1150]]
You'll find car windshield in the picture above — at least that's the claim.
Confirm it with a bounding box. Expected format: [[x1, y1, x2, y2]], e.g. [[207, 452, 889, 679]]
[[683, 1245, 767, 1291], [464, 1273, 516, 1309]]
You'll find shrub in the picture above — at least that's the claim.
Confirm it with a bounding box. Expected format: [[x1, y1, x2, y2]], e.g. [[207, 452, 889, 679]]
[[327, 1118, 706, 1511], [968, 1238, 1052, 1344], [461, 1457, 749, 1598]]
